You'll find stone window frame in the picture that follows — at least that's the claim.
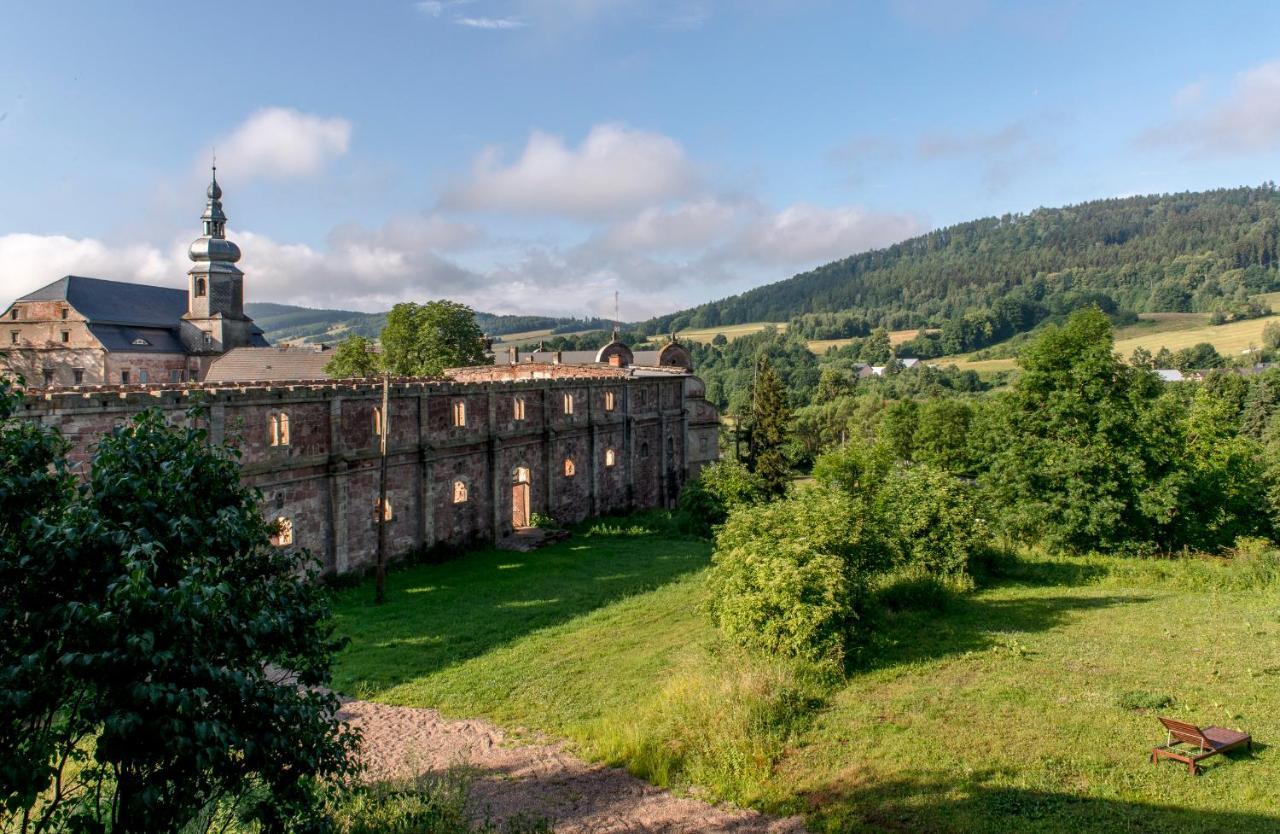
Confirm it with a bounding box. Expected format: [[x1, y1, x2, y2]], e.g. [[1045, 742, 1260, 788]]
[[563, 458, 576, 477], [60, 330, 69, 343], [563, 392, 574, 415], [272, 516, 294, 547], [73, 369, 84, 385], [513, 396, 526, 421], [452, 478, 469, 504], [270, 411, 291, 447], [605, 448, 617, 468], [604, 390, 616, 412], [452, 399, 467, 428]]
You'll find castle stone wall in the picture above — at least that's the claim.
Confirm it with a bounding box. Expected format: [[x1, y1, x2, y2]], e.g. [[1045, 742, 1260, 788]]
[[17, 366, 718, 574]]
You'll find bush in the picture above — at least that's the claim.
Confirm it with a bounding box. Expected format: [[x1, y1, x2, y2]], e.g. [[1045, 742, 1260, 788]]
[[323, 769, 550, 833], [528, 512, 562, 532], [706, 485, 888, 664], [676, 459, 767, 536], [875, 464, 985, 590]]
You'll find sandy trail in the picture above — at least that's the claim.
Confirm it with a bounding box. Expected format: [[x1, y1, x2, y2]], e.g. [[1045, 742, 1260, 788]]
[[340, 699, 809, 833]]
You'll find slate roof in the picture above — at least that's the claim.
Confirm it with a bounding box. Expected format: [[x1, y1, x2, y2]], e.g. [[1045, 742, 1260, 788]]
[[87, 324, 188, 353], [16, 275, 269, 353], [20, 275, 188, 327], [204, 346, 334, 382]]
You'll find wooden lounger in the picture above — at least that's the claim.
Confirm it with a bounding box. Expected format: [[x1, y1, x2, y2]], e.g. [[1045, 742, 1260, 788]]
[[1151, 717, 1252, 775]]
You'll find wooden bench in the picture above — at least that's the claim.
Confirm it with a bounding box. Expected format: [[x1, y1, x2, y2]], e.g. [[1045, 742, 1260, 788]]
[[1151, 717, 1252, 775]]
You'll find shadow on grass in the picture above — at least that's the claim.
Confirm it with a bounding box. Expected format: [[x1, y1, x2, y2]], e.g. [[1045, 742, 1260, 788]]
[[797, 767, 1276, 834], [329, 513, 709, 696], [861, 588, 1150, 674]]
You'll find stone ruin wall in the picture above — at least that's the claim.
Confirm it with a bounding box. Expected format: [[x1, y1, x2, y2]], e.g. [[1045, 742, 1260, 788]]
[[16, 365, 720, 575]]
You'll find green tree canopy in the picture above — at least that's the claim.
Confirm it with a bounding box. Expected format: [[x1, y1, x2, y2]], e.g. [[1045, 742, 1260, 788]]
[[325, 333, 382, 378], [1, 390, 357, 832], [381, 300, 491, 377]]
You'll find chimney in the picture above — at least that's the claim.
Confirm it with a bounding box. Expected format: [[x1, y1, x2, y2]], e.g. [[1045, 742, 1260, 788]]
[[507, 346, 518, 364]]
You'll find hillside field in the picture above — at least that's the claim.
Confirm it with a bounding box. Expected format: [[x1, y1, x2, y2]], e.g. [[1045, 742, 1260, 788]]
[[331, 516, 1280, 834]]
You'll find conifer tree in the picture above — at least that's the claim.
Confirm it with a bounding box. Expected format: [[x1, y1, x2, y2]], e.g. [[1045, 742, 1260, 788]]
[[748, 355, 793, 495]]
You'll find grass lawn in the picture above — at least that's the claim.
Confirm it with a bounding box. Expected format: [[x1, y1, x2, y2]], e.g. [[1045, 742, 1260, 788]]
[[331, 518, 1280, 833]]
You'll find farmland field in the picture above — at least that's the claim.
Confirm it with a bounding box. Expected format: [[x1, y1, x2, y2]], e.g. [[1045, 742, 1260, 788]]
[[675, 321, 789, 343], [332, 515, 1280, 834]]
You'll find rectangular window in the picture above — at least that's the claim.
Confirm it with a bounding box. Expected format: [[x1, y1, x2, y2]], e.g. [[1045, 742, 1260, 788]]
[[138, 369, 149, 384], [42, 369, 54, 386], [73, 369, 84, 384], [452, 399, 466, 427], [170, 370, 183, 383], [9, 331, 16, 344], [563, 393, 574, 415], [60, 330, 69, 343], [513, 396, 525, 420], [9, 309, 17, 320], [120, 370, 130, 384], [604, 390, 616, 411], [272, 517, 294, 547], [270, 412, 291, 446], [60, 308, 68, 320]]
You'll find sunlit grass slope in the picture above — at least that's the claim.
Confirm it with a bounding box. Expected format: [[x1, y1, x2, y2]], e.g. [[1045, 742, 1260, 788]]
[[331, 522, 1280, 833]]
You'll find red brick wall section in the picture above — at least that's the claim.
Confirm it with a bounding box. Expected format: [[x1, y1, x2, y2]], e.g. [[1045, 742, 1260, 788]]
[[16, 373, 719, 574]]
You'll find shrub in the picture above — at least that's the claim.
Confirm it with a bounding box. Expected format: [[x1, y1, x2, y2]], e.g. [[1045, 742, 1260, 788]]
[[706, 485, 888, 664], [676, 459, 767, 536], [528, 512, 562, 532], [324, 769, 551, 833], [875, 464, 985, 590]]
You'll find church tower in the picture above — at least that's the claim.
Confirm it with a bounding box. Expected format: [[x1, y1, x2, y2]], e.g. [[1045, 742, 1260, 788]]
[[180, 165, 255, 354]]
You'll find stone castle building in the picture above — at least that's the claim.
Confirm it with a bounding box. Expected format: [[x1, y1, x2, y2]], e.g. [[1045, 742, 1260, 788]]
[[20, 362, 719, 573], [1, 168, 268, 387], [4, 170, 721, 573]]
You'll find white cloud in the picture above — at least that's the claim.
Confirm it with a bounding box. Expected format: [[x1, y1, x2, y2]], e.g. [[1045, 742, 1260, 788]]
[[455, 16, 527, 28], [214, 107, 352, 182], [1144, 60, 1280, 155], [728, 203, 923, 266], [0, 234, 176, 302], [442, 123, 697, 218], [597, 199, 741, 252]]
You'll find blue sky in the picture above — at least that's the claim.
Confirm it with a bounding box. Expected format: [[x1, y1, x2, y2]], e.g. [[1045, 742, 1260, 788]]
[[3, 1, 1280, 318]]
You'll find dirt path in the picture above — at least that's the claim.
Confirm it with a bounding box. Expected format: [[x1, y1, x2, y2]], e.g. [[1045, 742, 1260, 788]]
[[339, 699, 808, 833]]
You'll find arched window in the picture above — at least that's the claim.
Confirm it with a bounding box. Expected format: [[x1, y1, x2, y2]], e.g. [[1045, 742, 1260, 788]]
[[514, 466, 531, 484], [452, 480, 468, 503], [372, 406, 383, 437], [605, 448, 617, 468], [195, 277, 207, 297], [563, 458, 576, 477], [452, 399, 467, 427], [272, 517, 294, 547], [604, 390, 616, 412], [513, 396, 526, 421], [563, 393, 574, 415], [270, 412, 290, 446], [640, 442, 649, 458]]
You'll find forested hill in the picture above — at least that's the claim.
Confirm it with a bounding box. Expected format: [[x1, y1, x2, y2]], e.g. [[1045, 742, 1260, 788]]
[[643, 185, 1280, 336], [245, 302, 609, 345]]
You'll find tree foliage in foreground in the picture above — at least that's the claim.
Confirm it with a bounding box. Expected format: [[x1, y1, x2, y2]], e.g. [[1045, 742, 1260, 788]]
[[0, 386, 357, 833]]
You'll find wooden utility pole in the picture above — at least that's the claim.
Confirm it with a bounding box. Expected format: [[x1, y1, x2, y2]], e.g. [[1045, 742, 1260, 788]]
[[375, 373, 390, 605]]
